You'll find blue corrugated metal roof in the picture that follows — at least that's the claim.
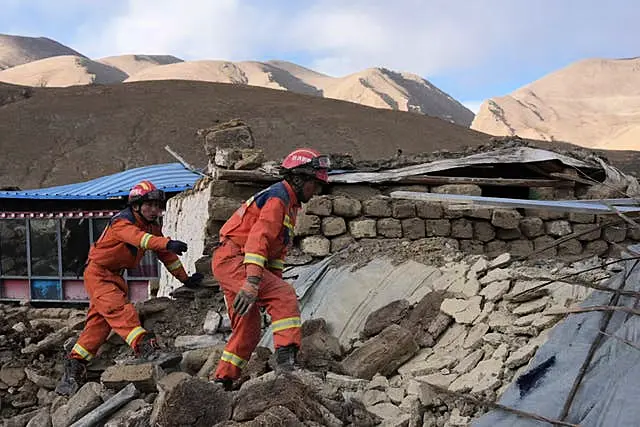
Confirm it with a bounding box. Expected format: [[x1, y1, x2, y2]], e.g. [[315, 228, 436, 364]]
[[0, 163, 203, 200]]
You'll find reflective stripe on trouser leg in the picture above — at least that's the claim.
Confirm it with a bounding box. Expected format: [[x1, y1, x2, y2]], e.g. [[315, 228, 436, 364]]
[[258, 270, 302, 349], [126, 326, 147, 347], [71, 342, 94, 361]]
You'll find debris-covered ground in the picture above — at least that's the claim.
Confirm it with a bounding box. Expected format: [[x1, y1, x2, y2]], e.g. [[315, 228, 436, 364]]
[[0, 240, 623, 427]]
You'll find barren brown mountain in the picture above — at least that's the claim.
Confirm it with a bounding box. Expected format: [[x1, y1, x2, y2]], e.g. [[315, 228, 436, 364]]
[[472, 58, 640, 151], [0, 34, 84, 70], [1, 79, 639, 191], [97, 54, 184, 77]]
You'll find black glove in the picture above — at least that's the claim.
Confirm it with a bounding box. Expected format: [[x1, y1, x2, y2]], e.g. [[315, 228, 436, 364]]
[[166, 240, 188, 255], [183, 272, 204, 288]]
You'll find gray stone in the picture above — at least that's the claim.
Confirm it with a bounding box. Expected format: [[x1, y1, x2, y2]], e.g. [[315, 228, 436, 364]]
[[459, 240, 485, 255], [491, 209, 522, 229], [482, 333, 504, 346], [569, 212, 595, 223], [321, 216, 347, 237], [377, 218, 403, 238], [416, 201, 443, 219], [443, 204, 465, 219], [387, 387, 405, 405], [448, 276, 480, 299], [301, 235, 331, 256], [368, 374, 390, 391], [496, 227, 522, 240], [294, 212, 321, 237], [349, 219, 377, 238], [341, 324, 419, 380], [485, 240, 508, 258], [101, 363, 163, 394], [363, 198, 392, 217], [333, 196, 362, 217], [362, 299, 410, 338], [202, 310, 221, 335], [628, 226, 640, 241], [463, 206, 493, 220], [479, 268, 512, 285], [524, 208, 565, 220], [426, 219, 451, 237], [209, 197, 242, 221], [533, 236, 558, 258], [603, 225, 626, 243], [448, 359, 503, 394], [402, 218, 426, 240], [363, 389, 389, 406], [155, 377, 232, 426], [546, 220, 572, 237], [26, 408, 51, 427], [558, 239, 583, 256], [584, 240, 609, 256], [367, 402, 404, 422], [306, 196, 333, 216], [451, 219, 473, 239], [519, 217, 544, 238], [0, 364, 25, 387], [392, 200, 416, 219], [331, 235, 355, 252], [174, 334, 224, 350], [24, 367, 56, 390], [574, 224, 602, 241], [507, 240, 534, 257], [51, 382, 102, 427], [431, 184, 482, 196], [473, 221, 496, 242]]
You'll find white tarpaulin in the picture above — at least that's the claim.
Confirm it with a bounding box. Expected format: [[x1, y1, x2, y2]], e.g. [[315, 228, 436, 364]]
[[259, 256, 462, 349], [473, 249, 640, 427]]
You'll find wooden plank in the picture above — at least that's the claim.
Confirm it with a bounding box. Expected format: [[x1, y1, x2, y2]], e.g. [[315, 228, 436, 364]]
[[389, 191, 640, 214], [391, 175, 567, 187]]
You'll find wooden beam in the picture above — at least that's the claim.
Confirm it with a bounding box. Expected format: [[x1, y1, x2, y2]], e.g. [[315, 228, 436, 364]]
[[388, 175, 567, 187], [214, 168, 569, 188]]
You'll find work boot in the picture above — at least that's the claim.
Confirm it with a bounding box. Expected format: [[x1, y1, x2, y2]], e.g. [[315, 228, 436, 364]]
[[126, 332, 182, 367], [55, 357, 87, 396], [275, 344, 299, 373], [212, 377, 233, 391]]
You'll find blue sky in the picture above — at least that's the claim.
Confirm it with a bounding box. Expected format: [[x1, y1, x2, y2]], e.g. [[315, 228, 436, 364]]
[[2, 0, 639, 112]]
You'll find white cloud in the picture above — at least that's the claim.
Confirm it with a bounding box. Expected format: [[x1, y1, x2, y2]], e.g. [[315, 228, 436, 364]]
[[70, 0, 640, 81]]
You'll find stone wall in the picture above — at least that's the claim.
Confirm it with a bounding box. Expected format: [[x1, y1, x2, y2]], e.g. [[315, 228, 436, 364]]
[[159, 179, 635, 295]]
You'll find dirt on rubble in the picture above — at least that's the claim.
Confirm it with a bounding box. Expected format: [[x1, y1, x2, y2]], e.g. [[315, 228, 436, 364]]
[[331, 237, 465, 270]]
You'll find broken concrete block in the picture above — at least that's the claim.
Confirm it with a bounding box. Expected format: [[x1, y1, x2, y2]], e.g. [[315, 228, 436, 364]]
[[51, 382, 103, 427], [603, 225, 626, 243], [321, 216, 347, 237], [451, 219, 473, 239], [203, 310, 221, 335], [101, 363, 163, 393], [25, 408, 50, 427], [341, 324, 419, 380], [301, 235, 331, 257], [333, 196, 361, 217], [519, 217, 544, 238], [1, 364, 26, 387], [154, 377, 232, 426], [349, 219, 377, 238], [180, 346, 223, 375], [174, 334, 225, 350], [454, 349, 484, 374], [480, 280, 511, 302], [363, 389, 388, 406], [362, 299, 410, 338], [387, 387, 405, 405], [473, 221, 496, 242], [425, 219, 451, 237], [513, 298, 549, 316], [330, 235, 355, 252], [440, 296, 482, 324], [463, 323, 490, 350], [506, 343, 539, 368], [431, 184, 482, 196], [507, 239, 534, 257]]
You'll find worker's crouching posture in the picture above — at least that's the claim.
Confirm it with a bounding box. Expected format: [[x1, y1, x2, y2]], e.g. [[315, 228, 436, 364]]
[[56, 180, 203, 396], [210, 148, 330, 390]]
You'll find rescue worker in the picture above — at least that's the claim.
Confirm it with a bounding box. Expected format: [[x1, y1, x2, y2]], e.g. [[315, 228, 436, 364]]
[[210, 148, 330, 390], [55, 180, 203, 396]]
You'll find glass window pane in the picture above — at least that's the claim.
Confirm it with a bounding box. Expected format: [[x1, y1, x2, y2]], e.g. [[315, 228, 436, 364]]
[[92, 219, 110, 243], [61, 218, 90, 277], [128, 250, 159, 278], [0, 220, 28, 276], [30, 219, 59, 277]]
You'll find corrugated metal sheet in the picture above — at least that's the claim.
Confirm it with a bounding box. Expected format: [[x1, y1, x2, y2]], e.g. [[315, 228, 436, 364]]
[[0, 163, 203, 200]]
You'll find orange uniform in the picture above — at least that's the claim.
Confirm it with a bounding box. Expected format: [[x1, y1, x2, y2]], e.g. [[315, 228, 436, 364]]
[[70, 207, 188, 362], [212, 180, 302, 380]]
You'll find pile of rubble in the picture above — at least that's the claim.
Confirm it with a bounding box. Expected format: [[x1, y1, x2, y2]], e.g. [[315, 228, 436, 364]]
[[0, 240, 622, 426]]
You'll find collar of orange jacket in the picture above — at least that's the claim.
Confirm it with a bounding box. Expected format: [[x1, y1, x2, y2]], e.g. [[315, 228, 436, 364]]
[[282, 180, 300, 207]]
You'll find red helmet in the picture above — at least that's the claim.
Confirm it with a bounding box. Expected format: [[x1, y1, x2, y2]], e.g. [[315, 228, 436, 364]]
[[281, 148, 330, 183], [128, 180, 165, 205]]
